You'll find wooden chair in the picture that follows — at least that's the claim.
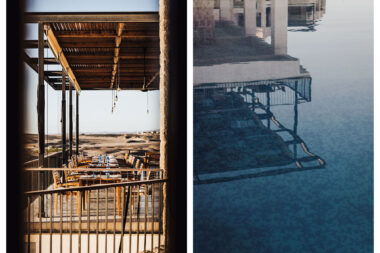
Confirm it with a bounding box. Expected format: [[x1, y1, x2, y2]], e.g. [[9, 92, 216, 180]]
[[52, 170, 81, 215], [144, 152, 160, 167], [64, 160, 83, 182], [73, 155, 91, 168]]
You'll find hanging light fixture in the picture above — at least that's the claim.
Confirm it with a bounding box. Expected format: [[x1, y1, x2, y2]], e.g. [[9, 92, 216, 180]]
[[146, 91, 149, 114], [117, 60, 121, 92], [111, 87, 113, 112], [141, 48, 148, 92], [115, 69, 119, 101]]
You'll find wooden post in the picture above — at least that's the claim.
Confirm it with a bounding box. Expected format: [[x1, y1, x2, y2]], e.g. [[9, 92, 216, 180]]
[[69, 82, 73, 158], [293, 81, 299, 157], [37, 22, 45, 168], [76, 92, 79, 155], [159, 0, 169, 248], [61, 70, 67, 166], [160, 0, 187, 252], [37, 22, 46, 217]]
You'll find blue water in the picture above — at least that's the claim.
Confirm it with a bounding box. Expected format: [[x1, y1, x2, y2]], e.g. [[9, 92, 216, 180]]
[[194, 1, 373, 252]]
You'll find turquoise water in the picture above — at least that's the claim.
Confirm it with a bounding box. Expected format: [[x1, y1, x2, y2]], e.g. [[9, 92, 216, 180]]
[[194, 1, 373, 252]]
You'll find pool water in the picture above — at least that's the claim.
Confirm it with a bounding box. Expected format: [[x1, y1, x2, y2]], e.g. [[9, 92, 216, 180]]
[[194, 0, 373, 252]]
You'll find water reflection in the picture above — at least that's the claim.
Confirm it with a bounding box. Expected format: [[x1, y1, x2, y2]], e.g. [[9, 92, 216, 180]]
[[194, 80, 325, 184], [194, 1, 374, 252], [194, 0, 326, 184]]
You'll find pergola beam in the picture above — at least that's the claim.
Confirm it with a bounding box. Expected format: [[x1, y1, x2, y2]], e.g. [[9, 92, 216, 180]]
[[29, 57, 59, 65], [23, 52, 56, 88], [55, 34, 158, 39], [24, 12, 159, 23], [45, 25, 81, 93], [66, 55, 159, 60], [55, 41, 159, 48], [110, 23, 125, 88], [24, 40, 49, 48]]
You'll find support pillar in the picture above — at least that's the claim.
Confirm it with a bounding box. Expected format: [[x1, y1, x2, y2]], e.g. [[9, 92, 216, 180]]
[[220, 0, 233, 22], [244, 0, 257, 36], [293, 81, 299, 158], [321, 0, 326, 13], [37, 22, 45, 168], [69, 83, 73, 158], [76, 92, 79, 155], [61, 70, 66, 166], [160, 0, 187, 252], [259, 0, 266, 27], [271, 0, 288, 55], [37, 22, 45, 217]]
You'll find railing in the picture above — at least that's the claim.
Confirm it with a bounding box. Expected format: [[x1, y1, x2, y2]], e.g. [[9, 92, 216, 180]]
[[24, 167, 163, 192], [24, 179, 167, 253], [24, 152, 63, 192]]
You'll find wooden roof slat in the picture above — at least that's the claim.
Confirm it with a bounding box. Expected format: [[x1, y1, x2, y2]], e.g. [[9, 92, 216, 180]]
[[53, 31, 158, 38]]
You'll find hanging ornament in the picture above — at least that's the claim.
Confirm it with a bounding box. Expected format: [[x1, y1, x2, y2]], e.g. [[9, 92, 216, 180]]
[[117, 60, 121, 92], [141, 48, 148, 92], [146, 90, 149, 114]]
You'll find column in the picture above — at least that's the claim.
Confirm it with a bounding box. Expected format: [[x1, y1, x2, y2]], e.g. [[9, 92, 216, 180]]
[[244, 0, 257, 36], [271, 0, 288, 55], [220, 0, 234, 21], [61, 69, 66, 165], [259, 0, 266, 27], [76, 92, 79, 155], [37, 22, 45, 168], [69, 82, 73, 158], [37, 22, 45, 216]]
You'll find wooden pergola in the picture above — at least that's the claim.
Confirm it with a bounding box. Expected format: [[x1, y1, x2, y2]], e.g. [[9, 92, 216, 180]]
[[10, 2, 186, 252], [23, 12, 160, 167]]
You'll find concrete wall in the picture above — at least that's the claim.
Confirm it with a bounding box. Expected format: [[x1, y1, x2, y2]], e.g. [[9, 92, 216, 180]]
[[194, 60, 307, 85]]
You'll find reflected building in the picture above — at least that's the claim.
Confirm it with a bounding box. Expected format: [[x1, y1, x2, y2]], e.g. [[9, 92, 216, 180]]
[[193, 0, 326, 184], [194, 0, 326, 43]]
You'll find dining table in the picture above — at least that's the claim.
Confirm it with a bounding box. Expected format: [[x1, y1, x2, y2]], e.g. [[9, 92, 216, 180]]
[[77, 174, 124, 215], [79, 154, 122, 214]]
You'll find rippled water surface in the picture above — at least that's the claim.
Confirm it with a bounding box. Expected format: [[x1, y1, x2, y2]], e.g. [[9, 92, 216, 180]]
[[194, 0, 373, 252]]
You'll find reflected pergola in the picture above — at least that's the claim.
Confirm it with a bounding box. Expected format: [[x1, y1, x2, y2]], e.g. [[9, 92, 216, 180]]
[[194, 78, 325, 185], [193, 0, 327, 185]]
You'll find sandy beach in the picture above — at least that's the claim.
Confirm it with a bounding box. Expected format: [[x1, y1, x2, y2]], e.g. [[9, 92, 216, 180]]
[[24, 132, 160, 162]]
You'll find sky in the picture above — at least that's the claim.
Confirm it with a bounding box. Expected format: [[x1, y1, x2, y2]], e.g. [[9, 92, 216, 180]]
[[24, 0, 160, 134]]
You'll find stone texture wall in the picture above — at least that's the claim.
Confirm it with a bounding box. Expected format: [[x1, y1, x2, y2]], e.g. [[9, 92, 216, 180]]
[[194, 0, 215, 44]]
